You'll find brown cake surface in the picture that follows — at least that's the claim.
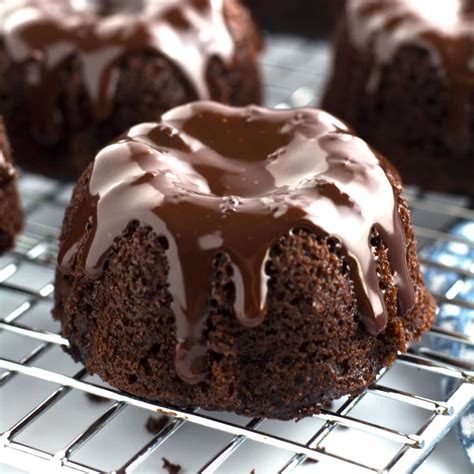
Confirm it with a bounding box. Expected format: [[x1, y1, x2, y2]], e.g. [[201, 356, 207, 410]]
[[53, 101, 435, 419], [322, 0, 474, 194], [0, 117, 23, 254], [0, 0, 262, 180], [242, 0, 346, 37]]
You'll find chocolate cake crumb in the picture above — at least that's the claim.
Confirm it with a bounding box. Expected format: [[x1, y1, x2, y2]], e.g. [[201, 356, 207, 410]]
[[304, 446, 326, 464], [162, 457, 181, 474], [146, 415, 169, 435], [322, 400, 334, 410], [85, 393, 108, 404]]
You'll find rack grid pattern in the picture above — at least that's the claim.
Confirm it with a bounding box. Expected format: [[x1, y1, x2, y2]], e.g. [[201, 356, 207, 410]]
[[1, 36, 473, 473]]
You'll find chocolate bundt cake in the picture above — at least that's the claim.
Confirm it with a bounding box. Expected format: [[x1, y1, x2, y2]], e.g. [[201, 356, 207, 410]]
[[243, 0, 346, 37], [0, 118, 23, 254], [322, 0, 474, 194], [0, 0, 262, 180], [53, 101, 435, 419]]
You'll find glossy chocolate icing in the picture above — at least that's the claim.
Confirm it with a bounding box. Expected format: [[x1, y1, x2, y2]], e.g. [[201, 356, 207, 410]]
[[0, 0, 234, 139], [347, 0, 474, 143], [58, 102, 415, 385], [0, 119, 16, 186], [0, 151, 14, 186]]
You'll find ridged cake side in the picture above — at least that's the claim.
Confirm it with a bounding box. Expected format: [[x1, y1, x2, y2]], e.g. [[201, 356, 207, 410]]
[[53, 164, 435, 419]]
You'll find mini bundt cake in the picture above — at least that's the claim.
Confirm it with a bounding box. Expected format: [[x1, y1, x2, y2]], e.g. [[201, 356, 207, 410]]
[[0, 0, 262, 180], [0, 117, 23, 254], [322, 0, 474, 195], [243, 0, 346, 37], [53, 101, 435, 419]]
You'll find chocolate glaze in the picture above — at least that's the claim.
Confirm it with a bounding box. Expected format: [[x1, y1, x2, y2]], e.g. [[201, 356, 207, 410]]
[[0, 0, 234, 140], [58, 102, 415, 385], [0, 119, 16, 186], [0, 152, 14, 186], [347, 0, 474, 144]]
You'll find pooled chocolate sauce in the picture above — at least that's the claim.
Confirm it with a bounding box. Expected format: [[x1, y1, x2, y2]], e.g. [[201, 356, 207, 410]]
[[347, 0, 474, 144], [58, 102, 415, 385], [0, 0, 234, 139]]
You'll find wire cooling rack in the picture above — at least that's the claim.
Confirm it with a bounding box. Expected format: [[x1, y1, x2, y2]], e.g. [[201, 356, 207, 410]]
[[1, 35, 473, 474]]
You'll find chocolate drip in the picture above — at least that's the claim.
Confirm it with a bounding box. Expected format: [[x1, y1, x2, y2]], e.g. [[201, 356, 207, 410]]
[[0, 119, 16, 186], [0, 0, 234, 140], [58, 102, 415, 385], [347, 0, 474, 145], [0, 153, 15, 186]]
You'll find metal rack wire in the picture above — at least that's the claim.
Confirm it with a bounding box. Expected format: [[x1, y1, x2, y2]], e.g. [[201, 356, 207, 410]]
[[1, 35, 473, 473]]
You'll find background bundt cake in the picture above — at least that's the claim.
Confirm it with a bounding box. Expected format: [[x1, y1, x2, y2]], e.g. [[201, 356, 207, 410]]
[[0, 0, 262, 180], [322, 0, 474, 195], [243, 0, 346, 37], [53, 101, 435, 420], [0, 117, 23, 254]]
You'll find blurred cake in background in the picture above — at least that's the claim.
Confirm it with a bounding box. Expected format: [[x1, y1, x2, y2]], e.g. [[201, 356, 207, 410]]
[[322, 0, 474, 194], [0, 0, 262, 180]]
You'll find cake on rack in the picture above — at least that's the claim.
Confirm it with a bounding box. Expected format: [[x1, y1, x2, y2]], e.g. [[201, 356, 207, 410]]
[[53, 101, 435, 419]]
